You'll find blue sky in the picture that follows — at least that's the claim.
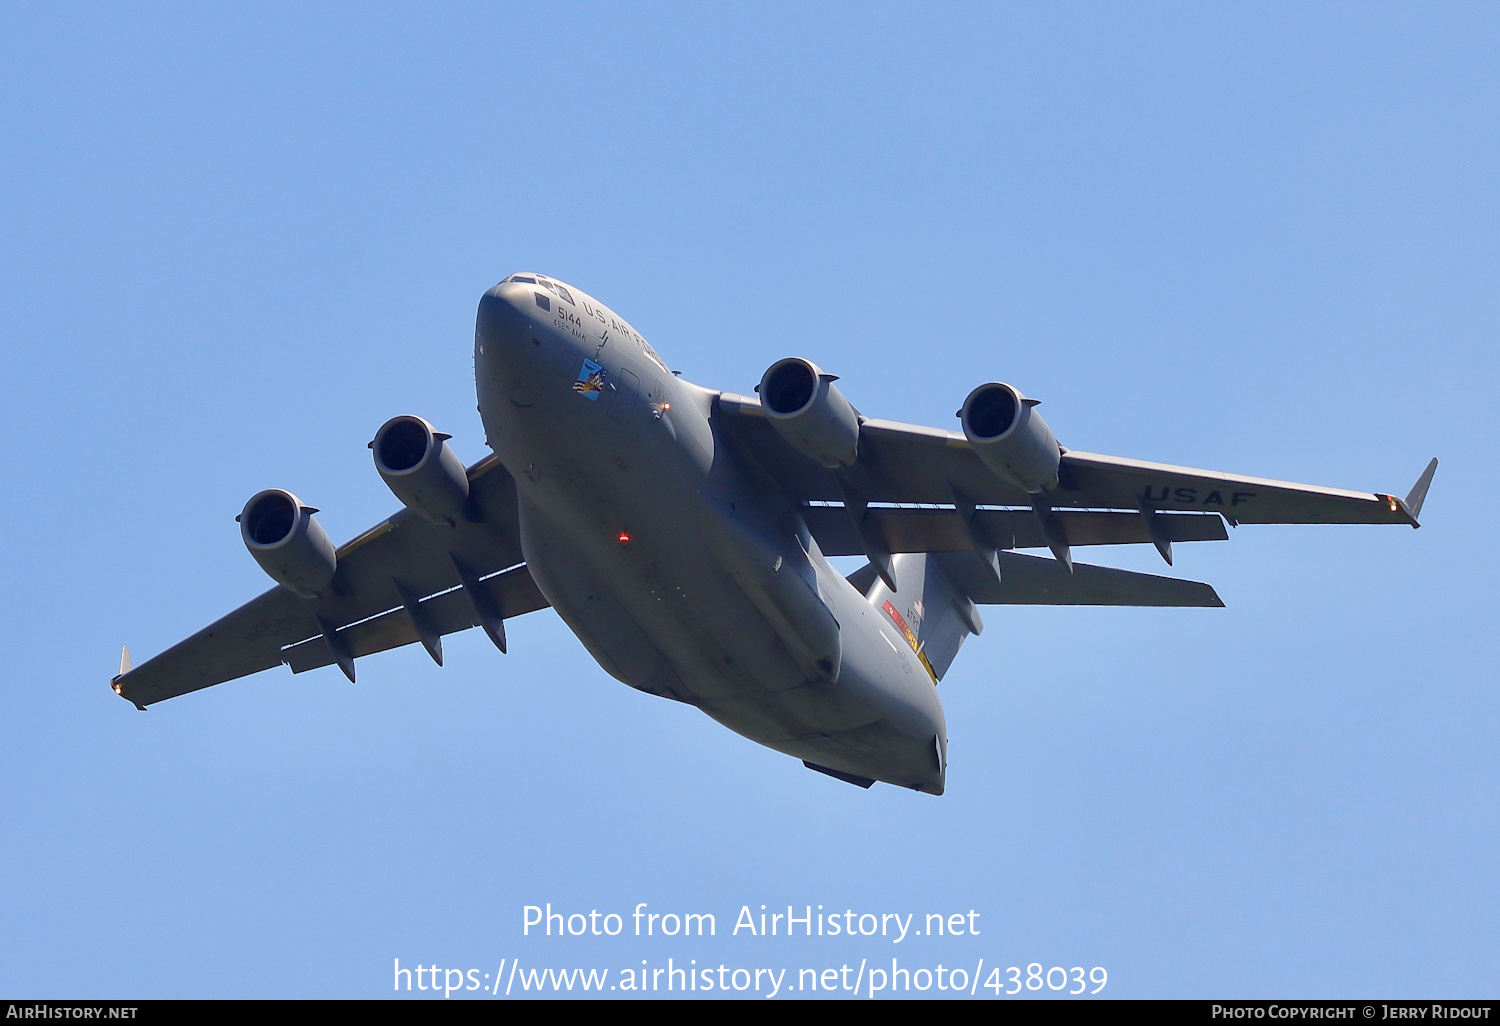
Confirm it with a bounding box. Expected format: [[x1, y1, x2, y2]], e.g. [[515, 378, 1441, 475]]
[[1, 2, 1496, 999]]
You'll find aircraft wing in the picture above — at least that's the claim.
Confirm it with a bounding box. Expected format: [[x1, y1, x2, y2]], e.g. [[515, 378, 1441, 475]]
[[716, 392, 1435, 530], [112, 455, 548, 709]]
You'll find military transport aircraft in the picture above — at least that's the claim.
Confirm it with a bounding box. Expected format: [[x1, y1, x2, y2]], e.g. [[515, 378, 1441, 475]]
[[111, 273, 1437, 795]]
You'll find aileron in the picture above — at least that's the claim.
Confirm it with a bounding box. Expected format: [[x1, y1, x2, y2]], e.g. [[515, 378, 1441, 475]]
[[1059, 450, 1418, 526]]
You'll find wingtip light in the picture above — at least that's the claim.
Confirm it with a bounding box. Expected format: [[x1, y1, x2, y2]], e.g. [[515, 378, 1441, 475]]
[[111, 647, 144, 709]]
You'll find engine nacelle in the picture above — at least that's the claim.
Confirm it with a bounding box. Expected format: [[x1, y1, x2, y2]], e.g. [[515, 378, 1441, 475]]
[[239, 489, 337, 599], [959, 381, 1060, 493], [371, 415, 470, 526], [758, 357, 859, 469]]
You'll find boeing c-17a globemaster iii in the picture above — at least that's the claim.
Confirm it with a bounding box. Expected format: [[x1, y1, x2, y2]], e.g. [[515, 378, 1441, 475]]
[[111, 273, 1438, 795]]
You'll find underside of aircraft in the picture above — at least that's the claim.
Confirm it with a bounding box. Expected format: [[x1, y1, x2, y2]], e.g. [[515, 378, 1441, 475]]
[[111, 273, 1437, 794]]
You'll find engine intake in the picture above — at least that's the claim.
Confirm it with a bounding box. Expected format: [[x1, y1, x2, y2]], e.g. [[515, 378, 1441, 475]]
[[239, 489, 337, 599], [758, 358, 859, 469], [959, 381, 1060, 493], [372, 415, 470, 526]]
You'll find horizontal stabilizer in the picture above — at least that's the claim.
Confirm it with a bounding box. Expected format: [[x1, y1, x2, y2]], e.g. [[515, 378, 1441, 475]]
[[934, 551, 1224, 607]]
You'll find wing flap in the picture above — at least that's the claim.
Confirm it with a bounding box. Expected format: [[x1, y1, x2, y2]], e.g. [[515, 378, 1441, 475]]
[[805, 506, 1227, 556], [281, 565, 550, 674]]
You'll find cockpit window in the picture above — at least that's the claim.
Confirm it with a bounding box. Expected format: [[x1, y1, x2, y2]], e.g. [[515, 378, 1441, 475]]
[[510, 275, 537, 284], [528, 276, 576, 305]]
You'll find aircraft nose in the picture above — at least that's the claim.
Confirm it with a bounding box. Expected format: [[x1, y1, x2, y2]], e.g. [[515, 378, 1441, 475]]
[[476, 280, 538, 353]]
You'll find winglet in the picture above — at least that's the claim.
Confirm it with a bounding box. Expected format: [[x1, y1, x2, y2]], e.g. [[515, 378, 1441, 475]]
[[111, 647, 146, 710], [1402, 458, 1438, 526]]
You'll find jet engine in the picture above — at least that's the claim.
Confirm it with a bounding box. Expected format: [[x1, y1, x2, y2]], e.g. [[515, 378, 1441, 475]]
[[371, 415, 470, 526], [959, 381, 1060, 493], [238, 489, 337, 599], [758, 357, 859, 468]]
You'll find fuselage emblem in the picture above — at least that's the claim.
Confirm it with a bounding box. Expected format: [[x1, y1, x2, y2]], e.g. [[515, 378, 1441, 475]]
[[573, 358, 606, 400]]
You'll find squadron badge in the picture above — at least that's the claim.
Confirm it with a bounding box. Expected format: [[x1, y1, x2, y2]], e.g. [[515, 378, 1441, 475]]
[[573, 358, 606, 400]]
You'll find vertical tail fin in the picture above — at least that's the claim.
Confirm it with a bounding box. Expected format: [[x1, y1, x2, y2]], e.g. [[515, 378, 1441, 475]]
[[859, 552, 980, 682]]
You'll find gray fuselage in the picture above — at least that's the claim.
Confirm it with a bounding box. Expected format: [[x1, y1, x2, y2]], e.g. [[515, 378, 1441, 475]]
[[474, 275, 946, 793]]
